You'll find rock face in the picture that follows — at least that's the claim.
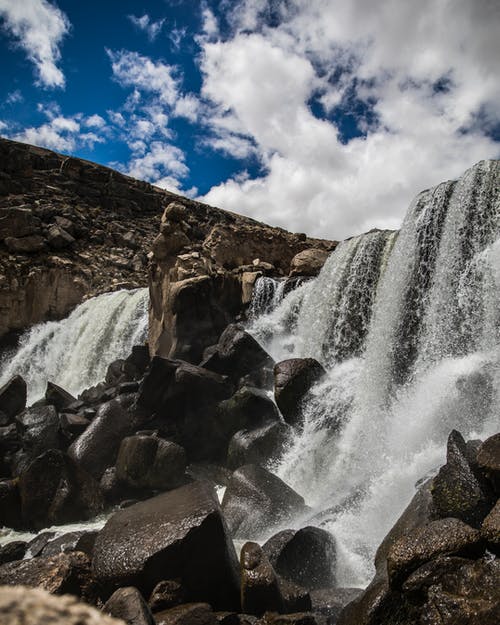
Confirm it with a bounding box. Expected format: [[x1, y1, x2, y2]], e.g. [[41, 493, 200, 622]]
[[289, 249, 330, 277], [273, 359, 326, 425], [92, 481, 240, 609], [0, 586, 124, 625]]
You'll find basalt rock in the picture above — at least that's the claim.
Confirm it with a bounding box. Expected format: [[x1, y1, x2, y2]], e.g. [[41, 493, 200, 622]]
[[273, 360, 325, 426], [154, 603, 217, 625], [477, 432, 500, 493], [15, 405, 61, 467], [227, 422, 290, 470], [0, 542, 27, 566], [481, 499, 500, 554], [222, 465, 307, 538], [103, 587, 155, 625], [0, 376, 26, 422], [92, 481, 240, 609], [149, 580, 187, 613], [45, 382, 77, 412], [240, 542, 284, 616]]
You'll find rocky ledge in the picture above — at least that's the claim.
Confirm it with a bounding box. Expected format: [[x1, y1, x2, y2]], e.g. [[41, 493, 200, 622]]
[[0, 137, 336, 345]]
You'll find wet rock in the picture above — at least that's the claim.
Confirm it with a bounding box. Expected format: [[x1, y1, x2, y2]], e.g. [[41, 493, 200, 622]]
[[336, 577, 393, 625], [15, 405, 60, 463], [0, 586, 123, 625], [0, 541, 27, 565], [115, 435, 186, 492], [0, 480, 22, 529], [240, 542, 283, 615], [0, 552, 95, 599], [481, 499, 500, 555], [69, 397, 140, 479], [60, 413, 90, 441], [103, 587, 155, 625], [289, 249, 330, 277], [19, 449, 104, 530], [259, 614, 318, 625], [45, 382, 77, 411], [218, 387, 280, 431], [40, 531, 97, 558], [26, 532, 56, 557], [149, 580, 187, 612], [203, 325, 274, 383], [386, 517, 483, 588], [92, 481, 240, 609], [477, 432, 500, 493], [154, 603, 217, 625], [0, 376, 27, 422], [431, 429, 492, 526], [310, 588, 362, 622], [222, 465, 307, 538], [262, 527, 336, 590], [278, 578, 311, 614], [273, 359, 325, 426], [227, 422, 290, 469]]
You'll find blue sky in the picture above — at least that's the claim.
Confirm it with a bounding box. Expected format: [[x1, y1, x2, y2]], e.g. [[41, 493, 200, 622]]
[[0, 0, 499, 239]]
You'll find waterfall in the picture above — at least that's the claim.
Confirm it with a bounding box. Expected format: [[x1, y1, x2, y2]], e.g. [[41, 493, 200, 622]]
[[0, 288, 149, 404], [248, 159, 500, 587]]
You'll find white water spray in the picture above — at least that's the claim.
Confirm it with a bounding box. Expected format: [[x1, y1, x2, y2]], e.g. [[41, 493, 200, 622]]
[[0, 288, 149, 403], [248, 160, 500, 586]]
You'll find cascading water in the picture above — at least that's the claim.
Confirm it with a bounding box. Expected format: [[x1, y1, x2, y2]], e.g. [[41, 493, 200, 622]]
[[248, 160, 500, 587], [0, 288, 149, 403]]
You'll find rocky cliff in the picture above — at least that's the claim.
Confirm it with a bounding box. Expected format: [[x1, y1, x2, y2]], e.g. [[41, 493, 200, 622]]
[[0, 137, 336, 353]]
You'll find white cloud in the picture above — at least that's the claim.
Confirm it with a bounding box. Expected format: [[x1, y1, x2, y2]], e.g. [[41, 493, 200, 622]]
[[107, 49, 179, 105], [5, 90, 23, 104], [197, 0, 500, 239], [128, 14, 165, 42], [84, 113, 106, 128], [125, 140, 189, 183], [0, 120, 8, 132], [0, 0, 70, 88]]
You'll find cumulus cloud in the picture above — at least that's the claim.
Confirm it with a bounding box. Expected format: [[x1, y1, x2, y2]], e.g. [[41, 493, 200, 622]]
[[198, 0, 500, 238], [128, 14, 165, 41], [0, 0, 70, 88]]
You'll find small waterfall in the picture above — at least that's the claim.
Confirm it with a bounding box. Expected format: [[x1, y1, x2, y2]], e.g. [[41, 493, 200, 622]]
[[248, 277, 288, 319], [248, 159, 500, 587], [0, 288, 149, 403]]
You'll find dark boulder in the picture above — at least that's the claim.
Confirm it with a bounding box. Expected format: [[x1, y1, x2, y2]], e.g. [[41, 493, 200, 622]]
[[60, 412, 90, 441], [40, 530, 98, 558], [240, 541, 284, 615], [310, 588, 362, 623], [45, 381, 77, 411], [386, 517, 483, 588], [26, 531, 56, 557], [227, 422, 290, 469], [15, 404, 60, 463], [273, 359, 325, 426], [47, 224, 76, 249], [69, 396, 140, 479], [0, 551, 95, 600], [221, 465, 307, 538], [431, 430, 492, 526], [149, 580, 187, 612], [92, 480, 240, 609], [103, 586, 155, 625], [19, 449, 104, 530], [259, 614, 318, 625], [0, 375, 26, 421], [262, 526, 336, 590], [154, 603, 217, 625], [0, 206, 41, 240], [0, 479, 22, 529], [477, 432, 500, 494], [481, 498, 500, 555], [202, 325, 274, 382], [0, 540, 27, 565], [115, 435, 186, 492], [218, 387, 280, 433], [4, 234, 46, 253]]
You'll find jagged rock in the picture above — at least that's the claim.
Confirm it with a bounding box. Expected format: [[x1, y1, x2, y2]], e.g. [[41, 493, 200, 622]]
[[25, 532, 56, 558], [15, 405, 60, 465], [46, 382, 77, 411], [115, 435, 186, 492], [481, 499, 500, 554], [240, 542, 283, 615], [386, 517, 483, 588], [69, 396, 141, 479], [227, 422, 290, 469], [92, 481, 240, 609], [0, 206, 41, 239], [310, 588, 362, 622], [203, 325, 274, 382], [0, 552, 95, 599], [4, 235, 46, 253], [40, 531, 98, 558], [273, 359, 325, 426], [103, 587, 155, 625], [0, 586, 124, 625], [18, 449, 103, 530], [278, 578, 311, 614], [154, 603, 216, 625], [222, 465, 307, 538], [289, 249, 329, 277], [148, 580, 187, 613], [59, 413, 90, 441], [47, 225, 76, 249], [0, 542, 27, 565], [0, 376, 26, 422], [431, 429, 492, 526], [262, 527, 336, 590], [477, 432, 500, 493]]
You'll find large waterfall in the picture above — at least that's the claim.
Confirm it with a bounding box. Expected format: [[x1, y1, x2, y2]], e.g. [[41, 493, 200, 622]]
[[248, 159, 500, 587], [0, 288, 149, 403]]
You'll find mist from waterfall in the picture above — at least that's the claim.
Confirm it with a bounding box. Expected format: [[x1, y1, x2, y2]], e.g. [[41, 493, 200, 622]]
[[247, 159, 500, 587], [0, 288, 149, 403]]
